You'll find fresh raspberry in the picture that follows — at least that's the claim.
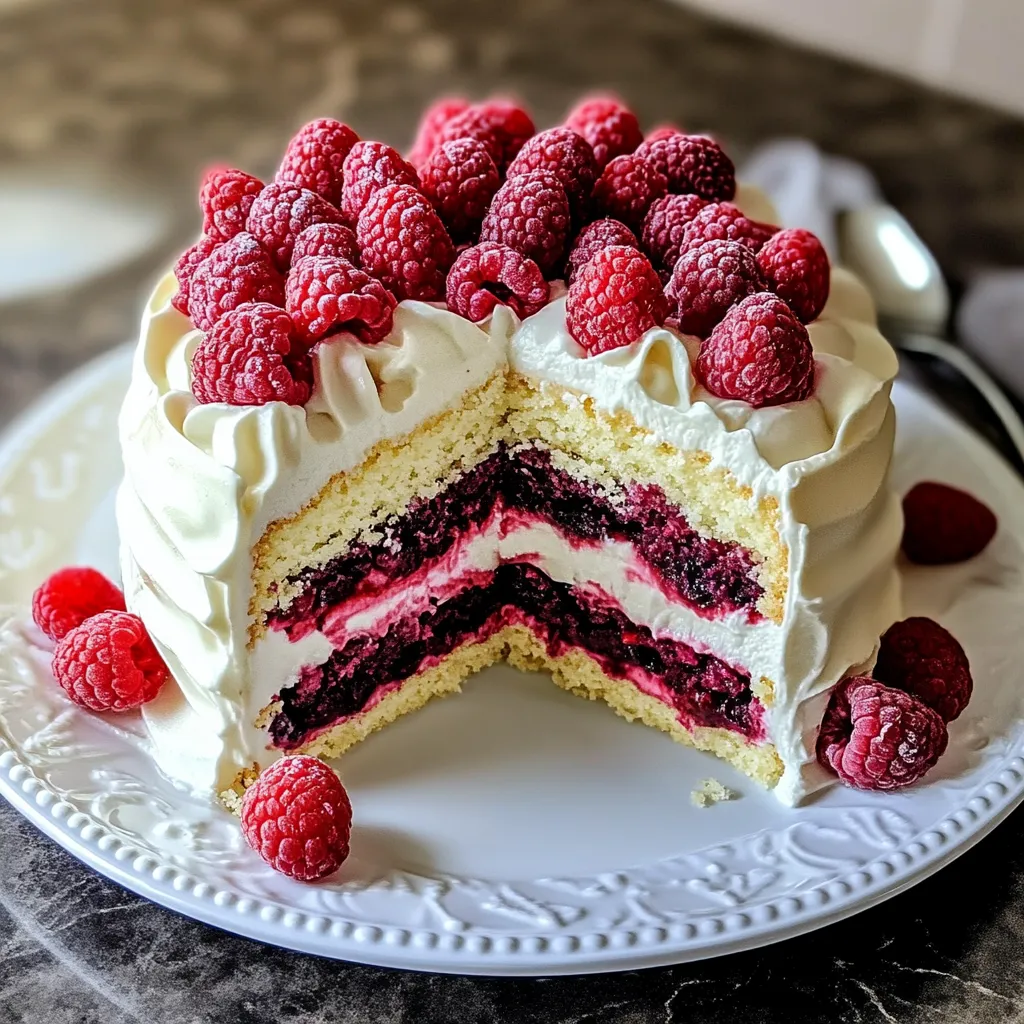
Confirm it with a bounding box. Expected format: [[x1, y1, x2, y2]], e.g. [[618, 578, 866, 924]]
[[645, 124, 682, 143], [241, 755, 352, 881], [635, 134, 736, 201], [756, 228, 831, 323], [479, 170, 571, 278], [276, 117, 359, 206], [874, 617, 973, 723], [191, 302, 311, 406], [564, 95, 643, 172], [51, 611, 169, 713], [188, 232, 285, 333], [290, 222, 359, 265], [199, 168, 264, 243], [901, 482, 998, 565], [666, 239, 766, 337], [437, 100, 535, 172], [446, 242, 549, 322], [696, 292, 814, 407], [356, 183, 455, 302], [566, 245, 669, 355], [419, 137, 500, 242], [641, 193, 709, 274], [286, 256, 396, 344], [817, 677, 948, 791], [564, 218, 638, 284], [505, 127, 599, 217], [340, 141, 420, 226], [172, 236, 221, 316], [591, 153, 668, 232], [678, 201, 778, 256], [32, 567, 125, 642], [407, 96, 469, 170], [246, 182, 345, 271]]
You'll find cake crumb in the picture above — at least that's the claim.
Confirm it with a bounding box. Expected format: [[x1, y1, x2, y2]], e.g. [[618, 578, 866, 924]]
[[691, 777, 738, 808]]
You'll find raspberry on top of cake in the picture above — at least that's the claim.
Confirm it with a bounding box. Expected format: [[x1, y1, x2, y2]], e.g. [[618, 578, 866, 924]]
[[113, 94, 922, 811]]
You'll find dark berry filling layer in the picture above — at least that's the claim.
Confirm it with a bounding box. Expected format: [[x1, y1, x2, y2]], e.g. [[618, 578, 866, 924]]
[[269, 445, 763, 636], [269, 563, 763, 750]]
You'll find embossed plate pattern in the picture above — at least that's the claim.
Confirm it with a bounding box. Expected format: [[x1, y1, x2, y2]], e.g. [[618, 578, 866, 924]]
[[1, 345, 1023, 975]]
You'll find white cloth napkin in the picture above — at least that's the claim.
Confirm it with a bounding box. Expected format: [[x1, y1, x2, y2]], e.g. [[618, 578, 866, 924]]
[[741, 139, 1024, 402]]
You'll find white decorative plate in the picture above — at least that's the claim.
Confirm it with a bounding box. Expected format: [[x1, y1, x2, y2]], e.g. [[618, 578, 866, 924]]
[[1, 346, 1023, 976]]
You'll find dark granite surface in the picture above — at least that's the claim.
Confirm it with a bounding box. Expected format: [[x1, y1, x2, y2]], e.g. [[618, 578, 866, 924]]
[[2, 0, 1024, 1020]]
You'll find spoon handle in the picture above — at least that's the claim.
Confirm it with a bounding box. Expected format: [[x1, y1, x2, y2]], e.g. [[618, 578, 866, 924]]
[[897, 332, 1024, 465]]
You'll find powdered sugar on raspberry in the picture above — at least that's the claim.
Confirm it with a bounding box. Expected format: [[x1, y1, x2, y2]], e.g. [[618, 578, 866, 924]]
[[696, 291, 814, 407], [479, 170, 571, 278], [276, 117, 359, 207], [356, 183, 455, 302], [341, 141, 420, 226], [187, 232, 284, 333], [446, 241, 548, 321], [566, 244, 669, 355], [191, 301, 310, 406], [817, 677, 948, 791], [564, 95, 643, 172], [286, 255, 396, 344]]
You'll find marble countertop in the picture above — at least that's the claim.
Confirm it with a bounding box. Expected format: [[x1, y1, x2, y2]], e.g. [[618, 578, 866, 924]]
[[2, 0, 1024, 1019]]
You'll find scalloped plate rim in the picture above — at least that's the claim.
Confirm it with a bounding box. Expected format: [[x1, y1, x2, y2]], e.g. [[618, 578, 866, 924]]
[[1, 343, 1023, 975]]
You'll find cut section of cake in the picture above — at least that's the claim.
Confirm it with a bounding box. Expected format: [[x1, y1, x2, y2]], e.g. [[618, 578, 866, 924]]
[[116, 101, 903, 808], [119, 261, 900, 809]]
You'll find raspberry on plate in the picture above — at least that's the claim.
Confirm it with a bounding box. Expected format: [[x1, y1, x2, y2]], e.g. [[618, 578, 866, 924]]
[[505, 127, 599, 218], [874, 617, 973, 723], [191, 302, 311, 406], [564, 218, 638, 284], [246, 182, 345, 271], [756, 228, 830, 323], [901, 481, 998, 565], [437, 99, 535, 172], [479, 170, 571, 278], [641, 194, 709, 274], [566, 244, 669, 355], [564, 95, 643, 171], [286, 256, 397, 344], [678, 201, 778, 256], [356, 183, 455, 302], [667, 238, 766, 338], [407, 96, 469, 170], [172, 236, 222, 316], [187, 232, 285, 333], [200, 168, 264, 242], [419, 137, 501, 242], [591, 153, 668, 232], [52, 610, 169, 712], [276, 117, 359, 207], [816, 677, 948, 791], [240, 755, 352, 881], [32, 567, 126, 642], [446, 242, 549, 322], [290, 222, 359, 265], [340, 141, 420, 226], [696, 292, 815, 407], [635, 134, 736, 201]]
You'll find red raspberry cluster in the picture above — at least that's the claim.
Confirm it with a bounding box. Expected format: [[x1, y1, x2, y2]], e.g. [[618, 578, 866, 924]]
[[32, 568, 170, 713], [816, 616, 974, 791], [169, 95, 836, 413]]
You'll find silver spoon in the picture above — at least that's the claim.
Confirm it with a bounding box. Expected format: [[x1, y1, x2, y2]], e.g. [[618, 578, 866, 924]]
[[838, 203, 1024, 464]]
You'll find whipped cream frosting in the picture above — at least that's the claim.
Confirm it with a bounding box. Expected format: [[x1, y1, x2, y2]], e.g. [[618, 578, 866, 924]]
[[117, 188, 902, 806]]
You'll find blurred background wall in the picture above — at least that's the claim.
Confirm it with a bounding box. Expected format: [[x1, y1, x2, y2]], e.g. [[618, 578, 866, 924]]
[[675, 0, 1024, 116]]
